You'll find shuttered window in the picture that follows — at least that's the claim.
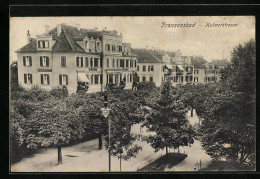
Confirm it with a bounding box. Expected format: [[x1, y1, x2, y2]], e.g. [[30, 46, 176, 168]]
[[59, 74, 68, 85], [76, 57, 83, 67], [23, 56, 32, 66], [40, 56, 49, 67], [41, 74, 50, 85], [24, 74, 32, 84]]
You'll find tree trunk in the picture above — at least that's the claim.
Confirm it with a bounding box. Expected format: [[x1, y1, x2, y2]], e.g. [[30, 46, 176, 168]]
[[166, 146, 168, 154], [120, 153, 122, 172], [178, 147, 180, 153], [98, 135, 102, 150], [191, 107, 194, 117], [58, 146, 62, 164]]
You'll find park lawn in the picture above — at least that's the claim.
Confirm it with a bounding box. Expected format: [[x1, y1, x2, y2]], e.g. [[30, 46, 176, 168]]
[[137, 153, 187, 172]]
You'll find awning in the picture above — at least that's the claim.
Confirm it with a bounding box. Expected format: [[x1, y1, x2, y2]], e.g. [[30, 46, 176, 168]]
[[177, 65, 184, 71], [78, 73, 90, 82], [165, 64, 173, 69]]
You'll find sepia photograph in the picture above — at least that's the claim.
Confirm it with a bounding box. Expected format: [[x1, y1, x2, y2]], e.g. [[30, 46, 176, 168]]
[[9, 16, 256, 172]]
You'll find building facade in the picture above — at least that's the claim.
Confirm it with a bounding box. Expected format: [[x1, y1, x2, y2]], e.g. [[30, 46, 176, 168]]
[[193, 59, 229, 84], [132, 49, 164, 87], [16, 24, 137, 94]]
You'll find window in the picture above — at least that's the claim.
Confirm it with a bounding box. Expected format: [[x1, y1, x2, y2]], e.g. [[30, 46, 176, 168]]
[[130, 74, 132, 82], [61, 56, 66, 67], [85, 57, 89, 67], [76, 57, 83, 67], [194, 70, 199, 74], [117, 59, 119, 67], [107, 44, 110, 51], [149, 76, 153, 82], [118, 46, 122, 52], [126, 60, 129, 67], [90, 41, 95, 50], [143, 65, 146, 72], [91, 74, 100, 85], [59, 74, 68, 85], [107, 58, 110, 67], [148, 65, 154, 72], [142, 76, 146, 82], [24, 74, 32, 84], [112, 59, 115, 67], [120, 59, 125, 67], [90, 58, 93, 67], [94, 58, 99, 67], [130, 60, 133, 67], [194, 77, 198, 82], [41, 74, 49, 85], [38, 40, 49, 48], [40, 56, 49, 67], [137, 65, 139, 71], [134, 60, 137, 67], [94, 75, 99, 84], [96, 42, 101, 51], [23, 56, 32, 66]]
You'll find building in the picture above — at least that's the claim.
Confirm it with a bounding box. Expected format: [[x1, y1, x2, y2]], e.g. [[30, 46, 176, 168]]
[[16, 23, 137, 94], [193, 59, 229, 84], [133, 48, 194, 87], [164, 50, 194, 86], [132, 48, 164, 87]]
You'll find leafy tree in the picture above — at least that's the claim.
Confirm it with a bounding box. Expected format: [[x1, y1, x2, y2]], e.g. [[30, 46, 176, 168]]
[[198, 40, 256, 168], [144, 82, 194, 154], [21, 97, 85, 164], [102, 89, 143, 171]]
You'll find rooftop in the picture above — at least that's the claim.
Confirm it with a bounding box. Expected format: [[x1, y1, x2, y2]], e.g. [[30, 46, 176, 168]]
[[16, 24, 121, 53], [131, 49, 163, 63]]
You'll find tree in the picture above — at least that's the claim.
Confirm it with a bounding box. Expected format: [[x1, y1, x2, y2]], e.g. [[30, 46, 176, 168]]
[[144, 82, 194, 154], [21, 97, 85, 164], [102, 89, 143, 171], [198, 40, 256, 168]]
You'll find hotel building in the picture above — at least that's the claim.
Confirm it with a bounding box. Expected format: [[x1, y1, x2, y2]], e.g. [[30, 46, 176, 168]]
[[16, 24, 137, 94]]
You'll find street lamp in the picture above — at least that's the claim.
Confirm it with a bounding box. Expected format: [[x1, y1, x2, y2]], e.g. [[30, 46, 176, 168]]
[[101, 92, 111, 172]]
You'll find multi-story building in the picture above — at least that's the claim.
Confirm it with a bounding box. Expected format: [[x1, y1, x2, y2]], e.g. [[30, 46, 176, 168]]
[[132, 49, 165, 87], [133, 48, 194, 87], [193, 59, 229, 84], [16, 23, 137, 94], [164, 50, 194, 86]]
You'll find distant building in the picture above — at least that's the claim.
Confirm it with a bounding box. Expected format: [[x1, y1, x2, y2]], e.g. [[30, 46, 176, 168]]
[[132, 49, 164, 87], [16, 23, 137, 94], [133, 48, 194, 87], [193, 59, 229, 84]]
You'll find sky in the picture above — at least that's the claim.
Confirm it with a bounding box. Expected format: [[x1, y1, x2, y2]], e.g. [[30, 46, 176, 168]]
[[10, 16, 255, 62]]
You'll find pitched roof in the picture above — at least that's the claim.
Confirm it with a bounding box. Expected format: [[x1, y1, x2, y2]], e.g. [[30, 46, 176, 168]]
[[15, 39, 37, 53], [167, 52, 176, 57], [132, 49, 162, 63]]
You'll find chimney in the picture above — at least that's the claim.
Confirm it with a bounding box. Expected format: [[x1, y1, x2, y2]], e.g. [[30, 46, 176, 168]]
[[45, 25, 49, 34], [76, 23, 80, 31], [27, 30, 31, 44], [57, 24, 61, 36]]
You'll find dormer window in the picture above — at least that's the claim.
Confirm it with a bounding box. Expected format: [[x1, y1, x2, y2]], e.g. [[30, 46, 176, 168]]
[[38, 40, 49, 48]]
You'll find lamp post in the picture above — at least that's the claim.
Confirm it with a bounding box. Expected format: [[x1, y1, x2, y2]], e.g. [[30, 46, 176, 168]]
[[101, 92, 111, 172]]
